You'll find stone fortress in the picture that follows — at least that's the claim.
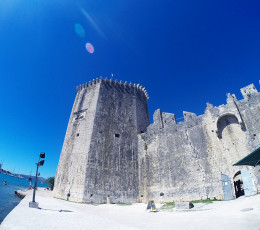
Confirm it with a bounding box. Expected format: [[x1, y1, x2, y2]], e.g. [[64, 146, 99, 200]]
[[53, 78, 260, 203]]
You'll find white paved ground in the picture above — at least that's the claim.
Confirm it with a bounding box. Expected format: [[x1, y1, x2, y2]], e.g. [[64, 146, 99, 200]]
[[1, 189, 260, 230]]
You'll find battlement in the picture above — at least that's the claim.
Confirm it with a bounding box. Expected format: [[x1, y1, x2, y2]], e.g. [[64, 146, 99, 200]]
[[240, 83, 258, 100], [138, 82, 260, 204], [187, 83, 259, 121], [147, 83, 260, 134], [76, 77, 149, 101]]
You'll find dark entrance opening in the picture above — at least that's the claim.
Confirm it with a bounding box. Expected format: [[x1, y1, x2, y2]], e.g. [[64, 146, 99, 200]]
[[233, 171, 245, 198]]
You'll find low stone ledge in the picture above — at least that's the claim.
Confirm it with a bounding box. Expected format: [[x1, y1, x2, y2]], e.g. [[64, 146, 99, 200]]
[[175, 202, 194, 210], [14, 190, 27, 199]]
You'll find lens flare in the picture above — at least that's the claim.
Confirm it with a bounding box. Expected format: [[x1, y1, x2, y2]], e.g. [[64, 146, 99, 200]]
[[74, 23, 85, 38], [86, 43, 94, 54], [81, 8, 107, 39]]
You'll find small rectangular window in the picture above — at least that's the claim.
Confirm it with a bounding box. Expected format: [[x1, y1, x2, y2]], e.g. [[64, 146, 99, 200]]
[[115, 134, 120, 138]]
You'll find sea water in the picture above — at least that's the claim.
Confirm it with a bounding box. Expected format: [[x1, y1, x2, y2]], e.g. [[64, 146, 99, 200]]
[[0, 173, 48, 223]]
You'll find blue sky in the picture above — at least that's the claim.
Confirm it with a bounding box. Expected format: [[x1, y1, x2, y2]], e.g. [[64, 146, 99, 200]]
[[0, 0, 260, 178]]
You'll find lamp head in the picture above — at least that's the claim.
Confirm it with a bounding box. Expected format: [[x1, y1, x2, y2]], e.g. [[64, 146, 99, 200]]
[[39, 160, 44, 166]]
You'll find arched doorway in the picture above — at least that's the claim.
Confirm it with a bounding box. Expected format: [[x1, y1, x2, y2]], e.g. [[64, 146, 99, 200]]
[[216, 114, 241, 139], [233, 171, 244, 198], [221, 174, 233, 200], [233, 170, 255, 198]]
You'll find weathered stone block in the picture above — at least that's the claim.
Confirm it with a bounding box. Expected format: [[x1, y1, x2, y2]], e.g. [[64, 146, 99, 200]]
[[29, 201, 38, 209], [175, 202, 194, 210]]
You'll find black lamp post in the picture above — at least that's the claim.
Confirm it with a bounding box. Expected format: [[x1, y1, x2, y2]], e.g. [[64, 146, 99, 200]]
[[29, 152, 45, 208]]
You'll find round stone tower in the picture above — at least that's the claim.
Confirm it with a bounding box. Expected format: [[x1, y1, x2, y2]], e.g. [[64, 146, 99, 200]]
[[53, 78, 150, 203]]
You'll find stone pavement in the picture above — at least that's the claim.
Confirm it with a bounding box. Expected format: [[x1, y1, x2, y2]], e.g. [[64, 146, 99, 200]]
[[1, 189, 260, 230]]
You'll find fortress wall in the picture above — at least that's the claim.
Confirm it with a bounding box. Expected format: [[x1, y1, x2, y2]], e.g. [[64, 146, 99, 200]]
[[54, 78, 149, 203], [53, 82, 101, 202], [139, 84, 260, 202], [79, 80, 149, 203], [205, 87, 260, 193], [203, 104, 251, 200], [236, 93, 260, 189], [54, 79, 260, 204], [138, 112, 217, 202], [135, 91, 150, 134]]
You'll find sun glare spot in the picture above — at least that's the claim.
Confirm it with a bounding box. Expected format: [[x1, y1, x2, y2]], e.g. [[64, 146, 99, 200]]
[[81, 8, 107, 40], [74, 23, 85, 38], [86, 43, 94, 54]]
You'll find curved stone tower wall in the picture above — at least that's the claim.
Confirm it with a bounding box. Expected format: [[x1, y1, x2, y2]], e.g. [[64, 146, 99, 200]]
[[53, 78, 149, 203]]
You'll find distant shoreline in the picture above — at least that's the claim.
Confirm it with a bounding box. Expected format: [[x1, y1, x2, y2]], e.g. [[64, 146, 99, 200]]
[[0, 170, 21, 178], [0, 170, 46, 183]]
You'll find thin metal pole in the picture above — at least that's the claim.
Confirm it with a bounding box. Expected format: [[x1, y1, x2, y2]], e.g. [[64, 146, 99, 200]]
[[32, 155, 40, 203]]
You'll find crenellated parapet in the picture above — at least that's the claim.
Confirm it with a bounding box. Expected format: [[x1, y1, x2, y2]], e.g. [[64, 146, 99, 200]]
[[138, 83, 260, 204], [145, 83, 260, 136], [76, 77, 149, 101]]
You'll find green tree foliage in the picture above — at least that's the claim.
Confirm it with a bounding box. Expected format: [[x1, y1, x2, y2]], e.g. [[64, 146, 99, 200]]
[[46, 177, 55, 190]]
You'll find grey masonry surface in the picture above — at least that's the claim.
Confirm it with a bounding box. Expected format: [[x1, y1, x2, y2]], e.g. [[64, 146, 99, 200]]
[[53, 78, 149, 203], [54, 79, 260, 203], [138, 83, 260, 202]]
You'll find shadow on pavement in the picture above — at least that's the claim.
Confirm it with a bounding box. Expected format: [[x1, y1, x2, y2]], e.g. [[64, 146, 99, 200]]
[[38, 207, 73, 212]]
